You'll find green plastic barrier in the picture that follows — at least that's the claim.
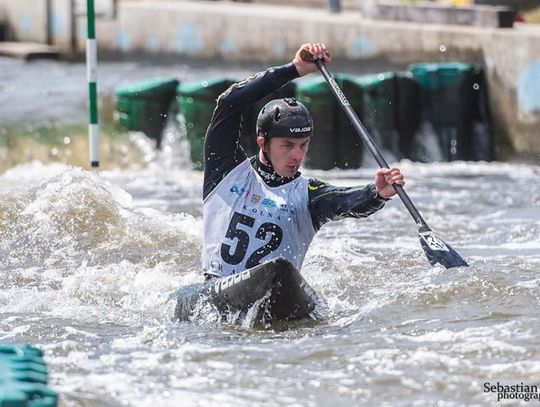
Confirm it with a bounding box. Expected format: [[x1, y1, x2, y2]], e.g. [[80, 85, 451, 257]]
[[395, 71, 422, 159], [355, 72, 396, 129], [115, 77, 179, 148], [466, 67, 492, 161], [296, 77, 336, 169], [336, 75, 365, 169], [354, 72, 403, 160], [409, 62, 468, 125], [240, 82, 297, 158], [0, 21, 7, 42], [408, 63, 492, 161], [0, 344, 58, 407], [177, 78, 234, 169], [296, 74, 363, 169], [341, 71, 423, 162]]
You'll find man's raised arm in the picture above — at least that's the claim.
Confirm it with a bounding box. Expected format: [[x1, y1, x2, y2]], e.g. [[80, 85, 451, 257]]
[[203, 63, 299, 199]]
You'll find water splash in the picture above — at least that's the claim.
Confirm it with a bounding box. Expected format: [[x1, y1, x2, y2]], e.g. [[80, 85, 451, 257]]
[[1, 158, 539, 406]]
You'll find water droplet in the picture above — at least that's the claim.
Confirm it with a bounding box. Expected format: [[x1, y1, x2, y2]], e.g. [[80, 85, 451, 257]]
[[473, 83, 480, 90], [439, 45, 446, 53], [63, 137, 71, 145]]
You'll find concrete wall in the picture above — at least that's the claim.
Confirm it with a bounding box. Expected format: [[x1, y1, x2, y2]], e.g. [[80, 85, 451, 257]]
[[0, 0, 49, 43], [249, 0, 360, 10], [0, 0, 113, 49], [1, 0, 539, 157], [482, 26, 540, 155]]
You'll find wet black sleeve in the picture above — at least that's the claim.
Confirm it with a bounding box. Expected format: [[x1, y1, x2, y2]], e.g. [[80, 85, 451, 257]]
[[308, 179, 389, 231], [203, 63, 300, 200]]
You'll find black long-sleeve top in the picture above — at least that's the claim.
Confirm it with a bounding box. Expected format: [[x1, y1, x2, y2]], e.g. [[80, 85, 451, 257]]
[[203, 63, 387, 232]]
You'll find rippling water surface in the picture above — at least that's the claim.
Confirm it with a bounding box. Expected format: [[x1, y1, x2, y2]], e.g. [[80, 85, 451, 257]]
[[1, 57, 540, 407]]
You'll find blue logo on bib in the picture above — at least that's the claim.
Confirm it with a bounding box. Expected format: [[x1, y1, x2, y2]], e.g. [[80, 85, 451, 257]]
[[230, 185, 245, 196], [261, 198, 277, 208]]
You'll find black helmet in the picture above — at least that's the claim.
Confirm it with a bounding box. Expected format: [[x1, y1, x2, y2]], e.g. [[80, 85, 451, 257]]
[[256, 98, 313, 141]]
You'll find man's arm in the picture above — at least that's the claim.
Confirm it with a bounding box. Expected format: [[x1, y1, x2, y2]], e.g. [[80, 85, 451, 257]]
[[203, 63, 299, 199], [307, 167, 405, 231], [203, 42, 332, 200], [308, 179, 389, 231]]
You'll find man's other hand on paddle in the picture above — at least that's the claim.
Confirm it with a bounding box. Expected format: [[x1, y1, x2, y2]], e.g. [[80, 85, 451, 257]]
[[375, 168, 405, 199]]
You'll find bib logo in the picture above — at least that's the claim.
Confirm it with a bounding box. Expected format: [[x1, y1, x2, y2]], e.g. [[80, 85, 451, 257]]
[[278, 203, 296, 215], [241, 190, 295, 216], [230, 185, 245, 196], [261, 198, 277, 208]]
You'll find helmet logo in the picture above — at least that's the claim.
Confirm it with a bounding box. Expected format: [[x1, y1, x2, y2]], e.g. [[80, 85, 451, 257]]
[[289, 127, 311, 133]]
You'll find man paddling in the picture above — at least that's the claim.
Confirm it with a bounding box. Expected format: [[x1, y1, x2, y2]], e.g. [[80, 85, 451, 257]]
[[202, 43, 405, 280]]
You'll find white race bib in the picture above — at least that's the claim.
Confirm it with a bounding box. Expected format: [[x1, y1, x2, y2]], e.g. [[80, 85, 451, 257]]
[[203, 159, 315, 277]]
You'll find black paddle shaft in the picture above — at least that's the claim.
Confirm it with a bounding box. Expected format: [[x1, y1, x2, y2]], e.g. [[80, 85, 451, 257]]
[[315, 59, 430, 232]]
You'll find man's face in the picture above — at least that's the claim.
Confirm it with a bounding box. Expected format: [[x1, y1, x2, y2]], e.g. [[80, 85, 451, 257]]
[[258, 136, 310, 178]]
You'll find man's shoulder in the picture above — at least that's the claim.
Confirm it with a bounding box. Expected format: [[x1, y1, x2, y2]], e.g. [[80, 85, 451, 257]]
[[306, 178, 338, 202], [307, 178, 331, 191], [203, 157, 252, 201]]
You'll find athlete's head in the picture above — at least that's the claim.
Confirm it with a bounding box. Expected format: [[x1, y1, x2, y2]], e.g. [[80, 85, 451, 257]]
[[256, 98, 313, 178]]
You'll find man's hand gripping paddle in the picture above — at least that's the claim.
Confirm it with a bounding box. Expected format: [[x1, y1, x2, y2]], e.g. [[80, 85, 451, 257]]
[[301, 49, 468, 269]]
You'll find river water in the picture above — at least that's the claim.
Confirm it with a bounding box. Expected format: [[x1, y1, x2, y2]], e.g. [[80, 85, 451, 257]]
[[1, 56, 540, 406]]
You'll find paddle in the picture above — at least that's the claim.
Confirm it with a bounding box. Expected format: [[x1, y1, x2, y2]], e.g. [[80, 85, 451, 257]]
[[303, 51, 468, 268]]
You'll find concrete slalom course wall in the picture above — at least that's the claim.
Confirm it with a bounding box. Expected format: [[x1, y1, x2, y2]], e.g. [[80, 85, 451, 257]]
[[0, 0, 538, 158]]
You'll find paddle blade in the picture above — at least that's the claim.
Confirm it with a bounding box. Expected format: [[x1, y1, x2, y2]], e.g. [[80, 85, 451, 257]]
[[419, 230, 469, 268]]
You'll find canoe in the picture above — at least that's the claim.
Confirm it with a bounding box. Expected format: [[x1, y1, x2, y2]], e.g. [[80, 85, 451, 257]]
[[173, 258, 325, 326]]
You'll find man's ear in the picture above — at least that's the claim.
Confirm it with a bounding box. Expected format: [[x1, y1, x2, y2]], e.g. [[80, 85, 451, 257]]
[[256, 135, 266, 150]]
